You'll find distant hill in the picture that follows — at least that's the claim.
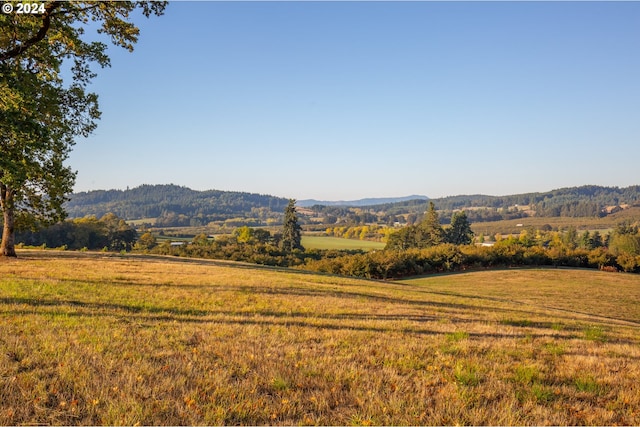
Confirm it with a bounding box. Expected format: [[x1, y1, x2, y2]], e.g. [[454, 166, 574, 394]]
[[430, 185, 640, 216], [64, 184, 640, 228], [306, 185, 640, 226], [65, 184, 290, 226], [298, 195, 429, 208]]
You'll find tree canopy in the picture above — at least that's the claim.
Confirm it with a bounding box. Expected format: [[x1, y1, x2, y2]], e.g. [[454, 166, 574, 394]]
[[386, 204, 474, 250], [446, 211, 474, 245], [1, 1, 166, 256]]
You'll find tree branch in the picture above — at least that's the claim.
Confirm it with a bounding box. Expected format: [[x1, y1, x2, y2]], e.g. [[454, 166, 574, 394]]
[[48, 2, 100, 17], [0, 1, 63, 62]]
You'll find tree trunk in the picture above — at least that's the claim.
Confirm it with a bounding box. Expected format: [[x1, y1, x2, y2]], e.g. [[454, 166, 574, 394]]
[[0, 185, 17, 257]]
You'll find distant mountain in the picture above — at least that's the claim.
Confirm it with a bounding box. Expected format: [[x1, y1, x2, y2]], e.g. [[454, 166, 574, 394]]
[[298, 195, 429, 208]]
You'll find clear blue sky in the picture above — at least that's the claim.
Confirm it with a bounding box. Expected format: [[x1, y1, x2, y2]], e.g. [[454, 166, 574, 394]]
[[68, 1, 640, 200]]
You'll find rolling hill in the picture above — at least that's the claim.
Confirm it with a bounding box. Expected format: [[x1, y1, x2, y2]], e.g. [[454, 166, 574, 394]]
[[1, 251, 639, 425], [64, 184, 640, 228], [65, 184, 290, 224]]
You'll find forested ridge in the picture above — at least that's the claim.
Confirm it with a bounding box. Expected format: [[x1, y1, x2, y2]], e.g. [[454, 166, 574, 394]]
[[430, 185, 640, 213], [65, 184, 290, 224], [64, 184, 640, 228]]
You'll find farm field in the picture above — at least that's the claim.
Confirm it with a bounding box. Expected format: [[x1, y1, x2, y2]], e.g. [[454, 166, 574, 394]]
[[301, 235, 385, 251], [1, 251, 639, 425]]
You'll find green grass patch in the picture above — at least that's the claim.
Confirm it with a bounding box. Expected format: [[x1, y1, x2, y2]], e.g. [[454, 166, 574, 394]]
[[574, 375, 603, 395], [513, 365, 540, 385], [543, 342, 566, 356], [445, 331, 469, 342], [301, 235, 385, 251], [453, 361, 482, 386], [583, 325, 607, 342]]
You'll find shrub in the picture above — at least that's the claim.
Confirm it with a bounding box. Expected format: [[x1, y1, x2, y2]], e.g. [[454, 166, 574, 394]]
[[616, 253, 640, 273]]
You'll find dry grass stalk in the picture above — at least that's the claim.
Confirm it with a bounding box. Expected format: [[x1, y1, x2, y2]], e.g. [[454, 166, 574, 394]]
[[1, 251, 638, 425]]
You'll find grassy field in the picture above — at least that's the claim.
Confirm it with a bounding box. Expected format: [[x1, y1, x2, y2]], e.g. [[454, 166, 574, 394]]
[[1, 251, 639, 425], [302, 235, 385, 251]]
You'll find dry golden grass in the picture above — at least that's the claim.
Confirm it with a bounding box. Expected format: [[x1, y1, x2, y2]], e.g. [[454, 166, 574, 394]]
[[1, 250, 639, 425]]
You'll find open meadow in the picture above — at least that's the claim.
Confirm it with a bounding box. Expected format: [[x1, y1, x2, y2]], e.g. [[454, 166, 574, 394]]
[[1, 251, 639, 425], [301, 236, 385, 251]]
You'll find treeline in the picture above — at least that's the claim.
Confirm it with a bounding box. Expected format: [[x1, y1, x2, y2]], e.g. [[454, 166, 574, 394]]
[[63, 185, 640, 230], [15, 214, 137, 251], [138, 200, 307, 265], [137, 227, 365, 269], [65, 184, 290, 226], [140, 231, 305, 268], [385, 203, 474, 249], [305, 186, 640, 227], [15, 212, 640, 279], [303, 224, 640, 279], [135, 221, 640, 278], [429, 185, 640, 213]]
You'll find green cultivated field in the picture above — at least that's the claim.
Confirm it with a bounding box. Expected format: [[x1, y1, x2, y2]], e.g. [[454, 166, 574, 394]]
[[302, 235, 385, 251], [1, 251, 639, 425]]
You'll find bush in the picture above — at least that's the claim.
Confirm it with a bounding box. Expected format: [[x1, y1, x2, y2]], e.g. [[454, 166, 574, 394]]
[[616, 253, 640, 273]]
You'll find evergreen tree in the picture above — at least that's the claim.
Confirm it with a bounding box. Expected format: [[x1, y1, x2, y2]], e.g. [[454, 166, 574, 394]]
[[385, 226, 416, 250], [591, 231, 603, 248], [446, 211, 474, 245], [418, 201, 444, 247], [281, 199, 303, 251]]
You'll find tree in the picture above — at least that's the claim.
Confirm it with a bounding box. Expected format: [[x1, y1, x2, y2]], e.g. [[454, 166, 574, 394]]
[[385, 226, 416, 250], [281, 199, 303, 251], [100, 213, 136, 251], [417, 201, 444, 247], [135, 232, 157, 251], [1, 2, 166, 257], [609, 223, 640, 256], [562, 226, 578, 250], [385, 202, 447, 250], [446, 211, 474, 245], [234, 226, 254, 243]]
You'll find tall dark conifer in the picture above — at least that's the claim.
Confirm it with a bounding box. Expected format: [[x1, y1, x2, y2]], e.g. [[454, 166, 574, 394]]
[[447, 211, 474, 245], [418, 201, 444, 247], [281, 199, 303, 251]]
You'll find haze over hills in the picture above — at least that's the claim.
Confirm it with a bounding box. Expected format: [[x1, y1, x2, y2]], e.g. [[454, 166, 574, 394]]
[[298, 195, 429, 208]]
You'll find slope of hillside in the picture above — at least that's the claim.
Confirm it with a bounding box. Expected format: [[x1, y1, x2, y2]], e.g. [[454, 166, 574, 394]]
[[1, 251, 639, 425], [65, 184, 290, 221]]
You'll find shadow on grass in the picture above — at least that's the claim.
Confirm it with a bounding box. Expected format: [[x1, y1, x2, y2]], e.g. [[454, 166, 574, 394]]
[[12, 275, 580, 325], [3, 296, 639, 346], [10, 250, 640, 328]]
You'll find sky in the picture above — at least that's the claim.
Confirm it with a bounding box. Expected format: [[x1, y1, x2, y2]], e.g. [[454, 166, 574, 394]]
[[68, 1, 640, 200]]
